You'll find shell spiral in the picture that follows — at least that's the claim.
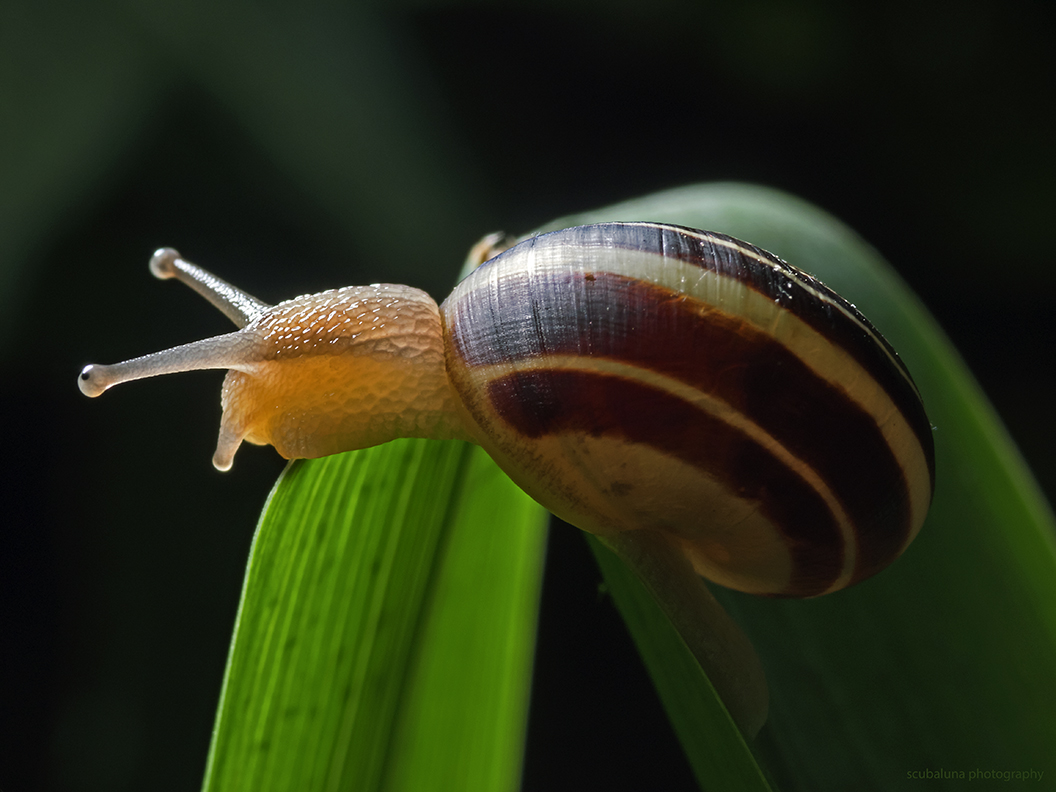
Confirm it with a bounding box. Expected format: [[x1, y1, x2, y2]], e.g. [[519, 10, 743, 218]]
[[440, 222, 935, 597]]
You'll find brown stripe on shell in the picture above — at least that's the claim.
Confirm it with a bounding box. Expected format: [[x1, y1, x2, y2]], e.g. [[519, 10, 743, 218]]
[[446, 263, 917, 585], [486, 368, 846, 596], [603, 222, 933, 492], [457, 223, 934, 493]]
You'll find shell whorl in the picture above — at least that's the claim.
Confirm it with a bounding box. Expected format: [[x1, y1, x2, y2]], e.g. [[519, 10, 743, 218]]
[[440, 222, 934, 597]]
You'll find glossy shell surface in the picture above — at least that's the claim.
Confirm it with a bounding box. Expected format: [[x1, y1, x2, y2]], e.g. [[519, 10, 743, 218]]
[[440, 222, 934, 596]]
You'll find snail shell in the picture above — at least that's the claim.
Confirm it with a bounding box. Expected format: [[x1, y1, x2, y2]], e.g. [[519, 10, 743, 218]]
[[442, 223, 934, 598]]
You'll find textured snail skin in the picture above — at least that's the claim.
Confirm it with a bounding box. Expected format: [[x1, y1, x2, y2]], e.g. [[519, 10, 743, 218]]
[[212, 283, 470, 470], [77, 224, 936, 738]]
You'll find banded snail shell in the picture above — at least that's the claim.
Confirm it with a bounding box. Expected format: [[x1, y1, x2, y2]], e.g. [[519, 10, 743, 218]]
[[441, 223, 934, 598]]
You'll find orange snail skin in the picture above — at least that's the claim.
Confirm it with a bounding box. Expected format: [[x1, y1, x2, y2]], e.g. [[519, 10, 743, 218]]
[[78, 223, 935, 738]]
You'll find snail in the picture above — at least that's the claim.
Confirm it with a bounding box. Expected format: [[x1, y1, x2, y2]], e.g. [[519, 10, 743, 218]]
[[77, 222, 935, 737]]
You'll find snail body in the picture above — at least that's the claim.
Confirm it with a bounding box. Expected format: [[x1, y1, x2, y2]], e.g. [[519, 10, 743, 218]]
[[78, 222, 935, 736]]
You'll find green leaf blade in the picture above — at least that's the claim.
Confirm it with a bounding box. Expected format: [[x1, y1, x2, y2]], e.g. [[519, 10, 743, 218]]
[[202, 440, 547, 792], [381, 445, 548, 792]]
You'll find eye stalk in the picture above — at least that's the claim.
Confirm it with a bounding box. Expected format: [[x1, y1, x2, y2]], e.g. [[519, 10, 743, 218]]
[[148, 247, 271, 326], [78, 247, 273, 400], [77, 330, 252, 397]]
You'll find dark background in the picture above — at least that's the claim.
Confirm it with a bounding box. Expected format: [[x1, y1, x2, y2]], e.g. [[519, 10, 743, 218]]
[[2, 2, 1053, 790]]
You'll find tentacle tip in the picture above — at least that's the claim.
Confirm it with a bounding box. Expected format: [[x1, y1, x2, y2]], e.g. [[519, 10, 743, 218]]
[[212, 432, 243, 472], [78, 364, 109, 397], [149, 248, 183, 280]]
